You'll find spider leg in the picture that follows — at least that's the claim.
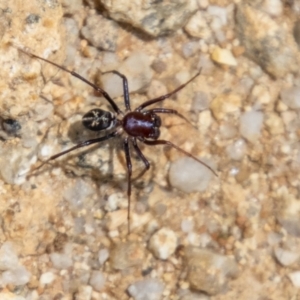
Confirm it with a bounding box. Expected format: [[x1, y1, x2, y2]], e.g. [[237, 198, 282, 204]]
[[136, 70, 202, 111], [102, 70, 131, 111], [140, 139, 217, 177], [123, 137, 132, 234], [146, 108, 197, 129], [130, 137, 151, 181], [31, 130, 121, 174], [132, 138, 150, 170], [18, 48, 122, 114]]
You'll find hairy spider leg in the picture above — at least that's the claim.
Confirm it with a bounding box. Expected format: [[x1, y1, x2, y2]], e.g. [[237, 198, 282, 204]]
[[18, 48, 122, 114], [102, 70, 131, 111], [141, 139, 218, 177], [123, 137, 151, 232], [136, 70, 202, 111], [146, 108, 197, 129], [131, 138, 150, 170], [31, 131, 120, 173], [123, 137, 132, 233]]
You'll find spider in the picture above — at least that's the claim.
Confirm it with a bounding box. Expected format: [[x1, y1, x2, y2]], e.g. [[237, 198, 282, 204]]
[[19, 49, 217, 233]]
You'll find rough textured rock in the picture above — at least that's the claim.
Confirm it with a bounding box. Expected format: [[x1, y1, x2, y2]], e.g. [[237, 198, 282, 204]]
[[236, 3, 299, 78], [97, 0, 198, 37], [184, 247, 239, 295], [81, 14, 118, 51], [110, 242, 145, 270]]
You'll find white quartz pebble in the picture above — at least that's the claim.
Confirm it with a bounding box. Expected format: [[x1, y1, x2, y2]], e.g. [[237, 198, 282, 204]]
[[89, 271, 105, 292], [239, 111, 264, 143], [128, 278, 164, 300], [148, 227, 177, 260], [169, 157, 214, 193]]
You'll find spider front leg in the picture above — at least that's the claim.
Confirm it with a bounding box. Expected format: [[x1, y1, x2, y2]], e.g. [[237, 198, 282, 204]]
[[146, 108, 196, 129], [136, 70, 202, 111], [18, 48, 122, 114], [102, 70, 131, 111]]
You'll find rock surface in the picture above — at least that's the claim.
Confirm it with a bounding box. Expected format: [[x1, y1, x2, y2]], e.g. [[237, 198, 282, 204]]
[[98, 0, 197, 37], [236, 3, 299, 78], [1, 0, 300, 299]]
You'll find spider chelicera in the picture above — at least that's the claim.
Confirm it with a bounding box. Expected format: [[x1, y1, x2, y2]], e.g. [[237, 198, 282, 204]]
[[20, 49, 217, 233]]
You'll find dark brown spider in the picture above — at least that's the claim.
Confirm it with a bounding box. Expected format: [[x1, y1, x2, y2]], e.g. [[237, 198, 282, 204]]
[[19, 49, 217, 233]]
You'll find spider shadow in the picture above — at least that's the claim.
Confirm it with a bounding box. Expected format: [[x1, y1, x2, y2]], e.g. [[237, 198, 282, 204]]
[[32, 119, 155, 200]]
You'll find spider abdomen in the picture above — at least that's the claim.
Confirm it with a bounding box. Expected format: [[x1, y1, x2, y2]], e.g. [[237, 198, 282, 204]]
[[82, 108, 116, 131], [123, 111, 161, 139]]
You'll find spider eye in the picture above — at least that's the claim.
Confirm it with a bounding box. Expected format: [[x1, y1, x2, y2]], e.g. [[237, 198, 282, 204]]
[[82, 109, 115, 131]]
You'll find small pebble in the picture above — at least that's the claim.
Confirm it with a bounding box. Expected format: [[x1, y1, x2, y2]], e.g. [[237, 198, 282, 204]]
[[210, 94, 241, 121], [75, 285, 93, 300], [262, 0, 283, 17], [181, 219, 194, 233], [251, 84, 271, 105], [274, 247, 300, 266], [197, 0, 209, 9], [226, 139, 247, 161], [265, 112, 284, 135], [50, 253, 73, 269], [101, 71, 124, 98], [169, 157, 214, 193], [89, 271, 105, 292], [184, 11, 211, 39], [2, 265, 31, 286], [151, 59, 167, 74], [105, 193, 126, 211], [239, 110, 264, 143], [211, 47, 237, 66], [280, 86, 300, 110], [101, 52, 119, 71], [198, 110, 212, 131], [207, 5, 228, 27], [191, 91, 210, 112], [110, 242, 145, 270], [220, 123, 237, 140], [98, 248, 109, 265], [39, 271, 55, 285], [148, 227, 177, 260], [184, 247, 238, 295], [119, 51, 153, 93], [288, 271, 300, 288], [0, 242, 19, 271], [128, 278, 164, 300]]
